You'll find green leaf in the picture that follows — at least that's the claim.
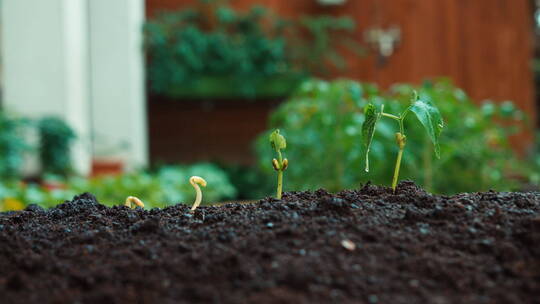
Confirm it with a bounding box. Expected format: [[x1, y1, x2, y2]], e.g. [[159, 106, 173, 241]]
[[361, 103, 380, 172], [269, 129, 287, 152], [410, 98, 444, 157]]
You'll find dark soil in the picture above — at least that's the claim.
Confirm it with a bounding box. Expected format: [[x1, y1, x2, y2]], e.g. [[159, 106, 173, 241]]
[[0, 181, 539, 303]]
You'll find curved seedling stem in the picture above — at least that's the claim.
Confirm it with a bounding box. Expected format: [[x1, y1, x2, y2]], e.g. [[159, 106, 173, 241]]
[[190, 176, 207, 212], [125, 196, 145, 209]]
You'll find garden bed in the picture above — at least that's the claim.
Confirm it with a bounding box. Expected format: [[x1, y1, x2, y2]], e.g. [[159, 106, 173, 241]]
[[0, 181, 539, 303]]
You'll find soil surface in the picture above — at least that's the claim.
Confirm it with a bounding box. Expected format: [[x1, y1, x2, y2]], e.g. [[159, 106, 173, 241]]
[[0, 181, 539, 303]]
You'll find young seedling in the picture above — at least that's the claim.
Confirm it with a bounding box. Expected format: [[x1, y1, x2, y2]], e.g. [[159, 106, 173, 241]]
[[270, 129, 288, 199], [190, 176, 207, 212], [125, 196, 145, 209], [362, 91, 444, 192]]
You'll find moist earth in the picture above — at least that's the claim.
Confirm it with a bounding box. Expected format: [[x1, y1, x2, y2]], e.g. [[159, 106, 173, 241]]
[[0, 181, 539, 303]]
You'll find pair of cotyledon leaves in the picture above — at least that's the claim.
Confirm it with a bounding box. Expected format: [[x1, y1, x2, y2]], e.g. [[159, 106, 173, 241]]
[[362, 94, 444, 172]]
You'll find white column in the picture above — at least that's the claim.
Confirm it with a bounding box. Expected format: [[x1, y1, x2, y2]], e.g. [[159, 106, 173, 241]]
[[1, 0, 92, 175], [88, 0, 148, 170]]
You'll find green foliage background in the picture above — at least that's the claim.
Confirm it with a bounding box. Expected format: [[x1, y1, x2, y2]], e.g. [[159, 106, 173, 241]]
[[144, 0, 360, 98], [255, 79, 531, 194]]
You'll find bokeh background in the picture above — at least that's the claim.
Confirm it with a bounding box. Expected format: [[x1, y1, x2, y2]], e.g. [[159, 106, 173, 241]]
[[0, 0, 538, 210]]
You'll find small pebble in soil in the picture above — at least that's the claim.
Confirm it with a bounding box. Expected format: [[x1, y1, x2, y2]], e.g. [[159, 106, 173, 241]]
[[419, 227, 430, 235], [341, 239, 356, 251]]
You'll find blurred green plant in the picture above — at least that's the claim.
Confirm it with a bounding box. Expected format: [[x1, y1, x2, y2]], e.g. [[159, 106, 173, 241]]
[[38, 117, 76, 177], [255, 78, 531, 194], [0, 163, 237, 211], [144, 0, 361, 99], [518, 131, 540, 189], [0, 112, 29, 180], [218, 163, 273, 200]]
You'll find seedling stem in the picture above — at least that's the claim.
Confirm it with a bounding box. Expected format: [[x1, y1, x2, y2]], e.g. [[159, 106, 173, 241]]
[[380, 108, 409, 191], [190, 176, 207, 212], [276, 150, 283, 199], [392, 133, 406, 191]]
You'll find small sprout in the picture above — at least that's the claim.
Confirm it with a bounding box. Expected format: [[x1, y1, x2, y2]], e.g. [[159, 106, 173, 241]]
[[362, 91, 443, 192], [125, 196, 145, 209], [269, 129, 288, 199], [190, 176, 207, 212]]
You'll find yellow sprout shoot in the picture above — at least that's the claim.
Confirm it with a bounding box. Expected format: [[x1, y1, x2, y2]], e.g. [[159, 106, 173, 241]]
[[190, 176, 207, 212], [125, 196, 145, 209]]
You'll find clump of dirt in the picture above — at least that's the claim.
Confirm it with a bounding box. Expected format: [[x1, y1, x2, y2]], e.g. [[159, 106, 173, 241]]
[[0, 181, 539, 303]]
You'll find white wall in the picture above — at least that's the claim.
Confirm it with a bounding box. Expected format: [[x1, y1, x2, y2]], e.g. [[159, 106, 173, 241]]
[[88, 0, 148, 169], [1, 0, 147, 175], [1, 0, 92, 175]]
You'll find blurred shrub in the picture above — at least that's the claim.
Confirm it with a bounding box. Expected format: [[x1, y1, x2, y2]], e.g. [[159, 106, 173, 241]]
[[255, 79, 531, 194], [521, 131, 540, 189], [38, 117, 76, 176], [144, 0, 361, 99], [219, 163, 273, 200], [0, 112, 29, 180], [0, 163, 237, 211]]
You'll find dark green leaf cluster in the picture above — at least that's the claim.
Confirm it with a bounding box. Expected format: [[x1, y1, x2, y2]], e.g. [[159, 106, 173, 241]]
[[38, 117, 76, 177], [0, 112, 29, 179], [144, 0, 361, 98]]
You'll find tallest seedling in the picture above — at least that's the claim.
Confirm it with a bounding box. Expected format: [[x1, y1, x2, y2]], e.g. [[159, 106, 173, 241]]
[[362, 92, 444, 191]]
